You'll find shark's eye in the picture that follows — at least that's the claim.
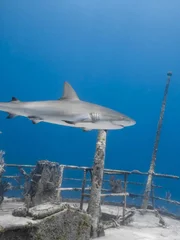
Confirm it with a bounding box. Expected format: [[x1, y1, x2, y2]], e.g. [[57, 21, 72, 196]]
[[90, 112, 100, 122]]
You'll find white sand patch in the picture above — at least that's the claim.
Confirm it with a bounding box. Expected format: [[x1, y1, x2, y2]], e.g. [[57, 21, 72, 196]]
[[71, 202, 180, 240]]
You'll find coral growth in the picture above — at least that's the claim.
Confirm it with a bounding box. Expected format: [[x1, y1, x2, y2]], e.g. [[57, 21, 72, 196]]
[[0, 151, 12, 205]]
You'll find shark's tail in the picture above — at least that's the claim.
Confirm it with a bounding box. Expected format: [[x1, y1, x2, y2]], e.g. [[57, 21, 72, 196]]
[[0, 97, 20, 119]]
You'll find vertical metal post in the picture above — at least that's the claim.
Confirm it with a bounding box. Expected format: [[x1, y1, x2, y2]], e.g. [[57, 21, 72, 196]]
[[122, 173, 128, 225], [151, 182, 155, 209], [142, 71, 172, 210], [80, 169, 87, 210], [57, 165, 64, 201], [87, 130, 107, 238]]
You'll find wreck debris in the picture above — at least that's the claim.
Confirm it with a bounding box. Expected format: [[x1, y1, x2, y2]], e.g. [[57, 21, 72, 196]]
[[2, 162, 180, 213], [122, 173, 128, 225], [25, 160, 62, 206], [1, 203, 92, 240], [2, 162, 180, 211], [0, 181, 12, 206], [56, 165, 64, 202], [109, 176, 123, 193], [0, 151, 12, 206], [24, 194, 32, 210], [0, 150, 5, 177], [155, 210, 167, 227], [103, 208, 136, 230], [64, 177, 163, 188], [87, 130, 107, 238], [27, 203, 70, 220], [142, 71, 173, 210], [139, 208, 167, 228], [12, 206, 28, 217], [166, 191, 171, 200]]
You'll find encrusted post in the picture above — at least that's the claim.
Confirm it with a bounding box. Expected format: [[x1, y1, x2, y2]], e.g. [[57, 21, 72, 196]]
[[0, 150, 5, 206], [0, 151, 11, 206], [87, 130, 107, 238], [18, 167, 30, 197], [0, 151, 5, 178], [56, 165, 64, 202], [122, 173, 128, 225], [80, 169, 87, 210], [151, 181, 155, 209], [142, 71, 172, 210]]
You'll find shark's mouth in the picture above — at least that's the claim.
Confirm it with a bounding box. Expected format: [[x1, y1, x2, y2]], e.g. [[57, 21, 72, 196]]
[[111, 121, 124, 127]]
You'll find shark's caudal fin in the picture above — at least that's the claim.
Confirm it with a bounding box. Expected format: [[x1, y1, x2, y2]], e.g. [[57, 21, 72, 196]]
[[6, 97, 20, 119], [59, 82, 80, 101]]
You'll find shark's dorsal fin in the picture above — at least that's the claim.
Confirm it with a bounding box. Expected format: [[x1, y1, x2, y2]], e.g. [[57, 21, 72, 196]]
[[59, 82, 80, 101], [11, 97, 20, 102]]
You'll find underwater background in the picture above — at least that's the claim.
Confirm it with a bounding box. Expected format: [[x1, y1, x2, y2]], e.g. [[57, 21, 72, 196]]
[[0, 1, 180, 211]]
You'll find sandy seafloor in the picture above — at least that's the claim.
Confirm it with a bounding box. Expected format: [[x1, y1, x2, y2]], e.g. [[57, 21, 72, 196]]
[[0, 199, 180, 240], [96, 205, 180, 240]]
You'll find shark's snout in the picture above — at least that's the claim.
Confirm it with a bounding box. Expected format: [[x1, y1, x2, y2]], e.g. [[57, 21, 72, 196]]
[[112, 117, 136, 128], [124, 118, 136, 127], [126, 118, 136, 126]]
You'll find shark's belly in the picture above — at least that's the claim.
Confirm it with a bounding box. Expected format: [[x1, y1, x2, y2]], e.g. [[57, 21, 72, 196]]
[[42, 115, 123, 130], [75, 122, 124, 130]]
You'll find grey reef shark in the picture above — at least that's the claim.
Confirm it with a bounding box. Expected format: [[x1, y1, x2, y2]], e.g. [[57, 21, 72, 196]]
[[0, 82, 136, 131]]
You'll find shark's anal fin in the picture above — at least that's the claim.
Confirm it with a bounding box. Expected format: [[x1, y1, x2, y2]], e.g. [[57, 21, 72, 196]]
[[32, 120, 39, 124], [28, 116, 42, 124], [82, 128, 92, 132], [6, 113, 17, 119]]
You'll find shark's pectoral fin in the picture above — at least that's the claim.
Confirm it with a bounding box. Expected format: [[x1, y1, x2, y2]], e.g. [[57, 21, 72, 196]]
[[62, 113, 100, 125], [62, 117, 89, 125], [6, 113, 17, 119], [62, 114, 91, 125], [62, 120, 75, 125], [28, 116, 43, 124], [82, 128, 92, 132]]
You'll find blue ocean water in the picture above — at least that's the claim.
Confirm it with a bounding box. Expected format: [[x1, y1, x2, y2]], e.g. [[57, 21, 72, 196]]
[[0, 1, 180, 210]]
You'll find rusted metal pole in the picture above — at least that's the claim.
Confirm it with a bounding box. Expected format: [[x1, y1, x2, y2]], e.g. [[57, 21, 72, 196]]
[[87, 130, 107, 238], [142, 71, 172, 210]]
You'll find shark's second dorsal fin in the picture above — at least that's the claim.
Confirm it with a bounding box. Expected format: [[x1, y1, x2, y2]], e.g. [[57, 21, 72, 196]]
[[59, 82, 80, 101]]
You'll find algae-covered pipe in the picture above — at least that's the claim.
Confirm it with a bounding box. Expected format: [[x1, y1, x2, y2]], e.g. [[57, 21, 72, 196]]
[[142, 71, 172, 210], [87, 130, 107, 238]]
